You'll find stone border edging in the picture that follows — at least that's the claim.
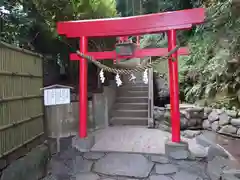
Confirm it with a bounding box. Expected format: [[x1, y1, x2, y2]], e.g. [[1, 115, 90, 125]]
[[154, 104, 240, 138]]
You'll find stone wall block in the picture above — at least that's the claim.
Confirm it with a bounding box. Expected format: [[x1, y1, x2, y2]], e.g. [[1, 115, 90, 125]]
[[219, 113, 231, 126]]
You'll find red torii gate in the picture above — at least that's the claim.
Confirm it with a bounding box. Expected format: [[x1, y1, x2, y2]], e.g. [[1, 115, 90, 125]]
[[57, 8, 205, 143]]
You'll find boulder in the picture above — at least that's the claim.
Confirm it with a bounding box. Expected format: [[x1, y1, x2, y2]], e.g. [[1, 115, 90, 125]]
[[208, 111, 219, 123], [204, 107, 212, 115], [153, 106, 165, 121], [202, 120, 211, 129], [218, 125, 237, 134], [187, 119, 197, 127], [164, 111, 171, 120], [225, 110, 238, 118], [182, 130, 202, 138], [211, 121, 220, 132], [237, 128, 240, 136], [185, 107, 204, 119], [218, 113, 230, 126], [196, 118, 203, 125], [1, 145, 49, 180], [215, 109, 224, 115], [231, 118, 240, 127], [180, 118, 189, 130]]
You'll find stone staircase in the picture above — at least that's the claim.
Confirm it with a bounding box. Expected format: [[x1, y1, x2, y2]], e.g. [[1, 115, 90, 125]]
[[110, 73, 149, 126]]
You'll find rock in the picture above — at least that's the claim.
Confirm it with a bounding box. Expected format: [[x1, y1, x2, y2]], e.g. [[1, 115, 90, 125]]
[[150, 155, 169, 164], [164, 111, 171, 119], [155, 164, 178, 175], [215, 109, 224, 114], [204, 107, 212, 115], [231, 118, 240, 127], [93, 153, 154, 178], [208, 111, 219, 123], [180, 118, 188, 130], [185, 107, 204, 119], [222, 169, 240, 178], [48, 159, 71, 177], [221, 174, 240, 180], [0, 159, 7, 171], [74, 172, 99, 180], [65, 156, 93, 175], [176, 160, 209, 178], [189, 144, 208, 158], [207, 156, 231, 180], [173, 170, 203, 180], [83, 152, 105, 160], [211, 121, 220, 132], [196, 118, 203, 125], [153, 106, 165, 121], [58, 147, 83, 160], [154, 106, 165, 111], [182, 130, 202, 138], [149, 175, 172, 180], [187, 118, 197, 127], [1, 144, 49, 180], [156, 122, 171, 131], [180, 110, 188, 118], [237, 128, 240, 136], [218, 125, 237, 134], [41, 175, 58, 180], [195, 133, 214, 147], [203, 113, 208, 119], [202, 119, 211, 129], [226, 110, 238, 118], [219, 113, 230, 126], [207, 145, 229, 161]]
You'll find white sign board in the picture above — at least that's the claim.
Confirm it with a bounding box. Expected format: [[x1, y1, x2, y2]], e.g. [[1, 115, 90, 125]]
[[44, 88, 70, 106]]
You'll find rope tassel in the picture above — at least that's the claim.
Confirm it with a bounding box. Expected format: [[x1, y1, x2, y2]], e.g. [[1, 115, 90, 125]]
[[143, 69, 148, 84], [129, 73, 136, 83], [115, 73, 122, 87], [99, 69, 105, 83]]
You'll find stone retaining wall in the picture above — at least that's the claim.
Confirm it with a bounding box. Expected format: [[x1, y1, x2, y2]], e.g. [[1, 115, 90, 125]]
[[154, 104, 240, 138]]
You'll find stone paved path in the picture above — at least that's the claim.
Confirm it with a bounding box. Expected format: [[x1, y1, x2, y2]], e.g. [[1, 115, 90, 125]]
[[43, 147, 214, 180]]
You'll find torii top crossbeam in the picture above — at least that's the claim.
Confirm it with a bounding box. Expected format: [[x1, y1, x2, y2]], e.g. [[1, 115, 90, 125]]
[[57, 8, 204, 37]]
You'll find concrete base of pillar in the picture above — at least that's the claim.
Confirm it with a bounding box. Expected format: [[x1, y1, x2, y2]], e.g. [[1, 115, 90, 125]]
[[72, 135, 95, 152], [165, 141, 189, 160]]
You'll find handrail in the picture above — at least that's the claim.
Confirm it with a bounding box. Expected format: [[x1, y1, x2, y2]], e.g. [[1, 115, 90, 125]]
[[147, 57, 154, 128]]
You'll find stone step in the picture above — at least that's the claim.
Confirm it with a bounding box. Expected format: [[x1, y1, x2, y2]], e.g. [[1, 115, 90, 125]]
[[117, 97, 148, 103], [110, 117, 148, 126], [112, 109, 148, 118], [118, 90, 148, 97], [118, 86, 148, 91], [122, 84, 148, 88], [114, 103, 148, 110]]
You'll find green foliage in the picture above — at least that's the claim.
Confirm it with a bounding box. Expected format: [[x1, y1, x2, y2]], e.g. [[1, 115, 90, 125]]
[[179, 0, 240, 108], [0, 3, 35, 46], [1, 0, 118, 81], [141, 0, 238, 108], [1, 0, 117, 46]]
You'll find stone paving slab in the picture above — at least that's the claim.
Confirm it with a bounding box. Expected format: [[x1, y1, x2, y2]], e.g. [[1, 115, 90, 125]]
[[90, 126, 209, 156], [41, 128, 240, 180], [44, 148, 215, 180], [93, 153, 154, 178], [91, 126, 170, 154]]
